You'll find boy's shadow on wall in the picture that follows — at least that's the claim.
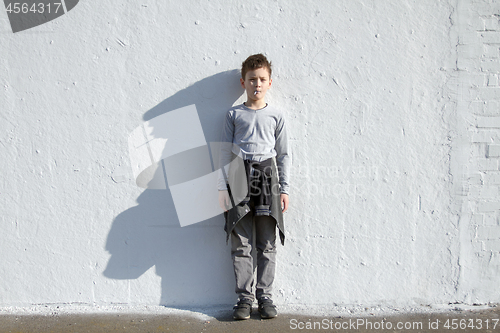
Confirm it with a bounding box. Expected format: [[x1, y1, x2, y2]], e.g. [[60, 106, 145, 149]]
[[103, 70, 243, 309]]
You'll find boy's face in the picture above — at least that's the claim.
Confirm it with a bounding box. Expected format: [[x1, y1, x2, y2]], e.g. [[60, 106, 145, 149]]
[[240, 67, 272, 102]]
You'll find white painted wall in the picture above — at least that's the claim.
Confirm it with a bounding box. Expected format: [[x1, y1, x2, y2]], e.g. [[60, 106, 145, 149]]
[[1, 0, 499, 308]]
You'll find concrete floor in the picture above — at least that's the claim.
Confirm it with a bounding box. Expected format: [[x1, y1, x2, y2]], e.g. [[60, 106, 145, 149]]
[[0, 305, 499, 333]]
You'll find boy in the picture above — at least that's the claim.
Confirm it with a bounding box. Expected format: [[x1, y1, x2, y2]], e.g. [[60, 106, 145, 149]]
[[218, 54, 290, 320]]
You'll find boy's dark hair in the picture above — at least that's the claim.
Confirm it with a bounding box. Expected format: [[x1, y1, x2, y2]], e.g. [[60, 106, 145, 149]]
[[241, 54, 272, 80]]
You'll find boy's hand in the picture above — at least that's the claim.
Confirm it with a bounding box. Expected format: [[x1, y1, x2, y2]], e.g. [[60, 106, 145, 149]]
[[219, 190, 230, 211], [280, 193, 289, 213]]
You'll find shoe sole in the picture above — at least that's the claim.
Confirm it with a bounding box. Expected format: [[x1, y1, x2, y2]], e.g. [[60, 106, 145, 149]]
[[260, 314, 277, 319], [233, 314, 251, 320]]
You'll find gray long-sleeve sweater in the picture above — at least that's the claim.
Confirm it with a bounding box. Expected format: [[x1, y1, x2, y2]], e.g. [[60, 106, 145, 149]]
[[218, 103, 291, 194]]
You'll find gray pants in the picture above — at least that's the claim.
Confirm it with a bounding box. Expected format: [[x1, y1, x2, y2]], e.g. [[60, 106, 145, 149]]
[[231, 209, 277, 302]]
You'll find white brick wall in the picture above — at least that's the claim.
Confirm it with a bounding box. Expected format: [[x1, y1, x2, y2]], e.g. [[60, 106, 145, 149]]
[[453, 0, 500, 303], [1, 0, 500, 309]]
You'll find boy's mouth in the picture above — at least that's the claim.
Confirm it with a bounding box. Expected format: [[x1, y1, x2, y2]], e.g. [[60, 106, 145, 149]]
[[254, 91, 259, 95]]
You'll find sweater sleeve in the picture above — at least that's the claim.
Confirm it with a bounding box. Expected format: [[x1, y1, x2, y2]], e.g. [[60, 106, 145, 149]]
[[274, 114, 291, 194], [218, 110, 234, 191]]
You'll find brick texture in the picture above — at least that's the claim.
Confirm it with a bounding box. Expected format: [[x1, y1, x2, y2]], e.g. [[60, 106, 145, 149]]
[[458, 0, 500, 300]]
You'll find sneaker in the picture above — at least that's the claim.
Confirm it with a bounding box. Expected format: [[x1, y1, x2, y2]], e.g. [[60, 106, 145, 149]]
[[233, 299, 253, 320], [258, 297, 277, 319]]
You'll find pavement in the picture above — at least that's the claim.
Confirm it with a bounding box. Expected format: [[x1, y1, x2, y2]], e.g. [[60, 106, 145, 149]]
[[0, 304, 499, 333]]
